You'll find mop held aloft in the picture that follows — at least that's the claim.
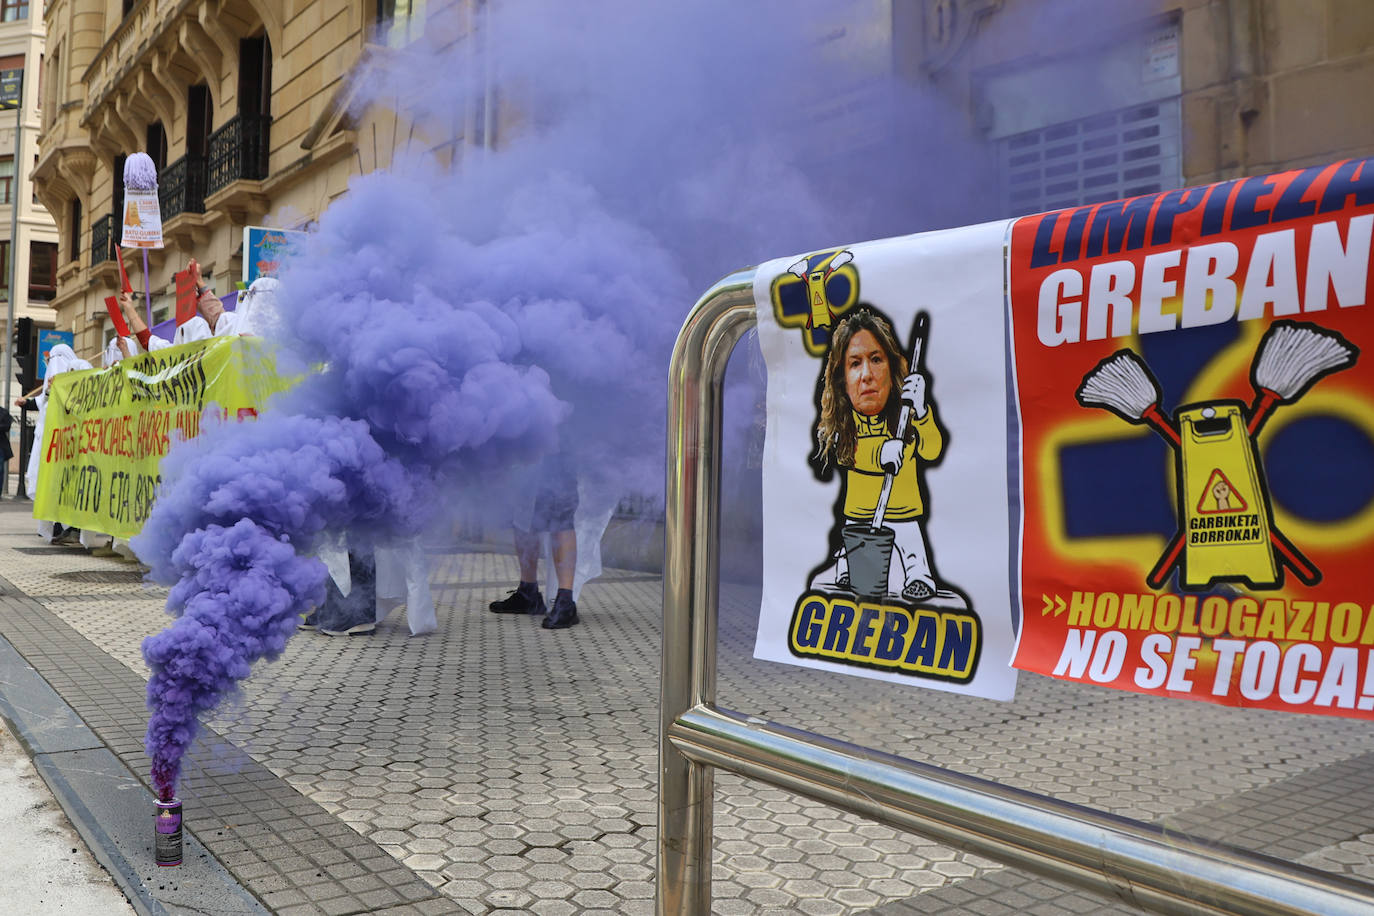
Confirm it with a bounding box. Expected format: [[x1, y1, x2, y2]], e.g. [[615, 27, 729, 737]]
[[122, 152, 161, 328], [1075, 350, 1179, 445], [123, 152, 158, 191], [1249, 320, 1358, 433]]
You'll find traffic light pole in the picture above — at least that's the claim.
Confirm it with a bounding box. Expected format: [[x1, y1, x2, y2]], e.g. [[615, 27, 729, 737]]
[[1, 71, 20, 498]]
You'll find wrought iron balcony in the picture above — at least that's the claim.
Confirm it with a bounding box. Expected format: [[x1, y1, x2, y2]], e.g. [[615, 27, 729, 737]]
[[207, 114, 272, 198], [90, 213, 116, 266], [159, 155, 208, 221]]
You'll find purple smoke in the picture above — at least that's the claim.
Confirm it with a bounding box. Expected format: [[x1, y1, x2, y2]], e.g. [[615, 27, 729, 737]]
[[137, 0, 1008, 798]]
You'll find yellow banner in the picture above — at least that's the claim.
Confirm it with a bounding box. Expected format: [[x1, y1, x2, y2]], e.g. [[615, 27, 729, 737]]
[[32, 337, 290, 539]]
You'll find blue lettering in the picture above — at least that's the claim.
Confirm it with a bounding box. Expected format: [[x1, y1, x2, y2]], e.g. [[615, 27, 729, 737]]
[[1270, 166, 1322, 223], [1229, 175, 1277, 231], [1200, 179, 1241, 236], [938, 618, 977, 673], [1030, 213, 1063, 268], [903, 613, 938, 667], [1318, 157, 1374, 214], [794, 598, 826, 649], [874, 611, 909, 661], [851, 606, 881, 658], [822, 601, 856, 653], [1084, 195, 1155, 257]]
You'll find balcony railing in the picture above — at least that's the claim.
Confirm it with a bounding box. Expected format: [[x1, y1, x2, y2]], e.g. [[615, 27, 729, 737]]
[[90, 213, 116, 266], [159, 155, 208, 221], [207, 114, 272, 198]]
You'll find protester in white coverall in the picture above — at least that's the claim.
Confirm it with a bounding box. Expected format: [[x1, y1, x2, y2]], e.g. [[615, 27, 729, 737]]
[[120, 259, 245, 351], [234, 276, 279, 336], [14, 344, 92, 542], [306, 536, 437, 637], [79, 335, 140, 553]]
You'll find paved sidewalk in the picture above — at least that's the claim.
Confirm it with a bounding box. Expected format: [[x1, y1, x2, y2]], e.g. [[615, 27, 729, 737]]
[[1, 498, 1374, 914], [0, 719, 135, 913]]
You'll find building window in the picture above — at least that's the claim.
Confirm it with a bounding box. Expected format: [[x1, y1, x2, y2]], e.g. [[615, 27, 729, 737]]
[[378, 0, 426, 47], [0, 240, 8, 300], [29, 240, 56, 300], [68, 198, 81, 263], [0, 53, 23, 112], [0, 156, 12, 205], [238, 35, 272, 118], [1, 0, 28, 23], [146, 121, 167, 173], [187, 84, 212, 158], [43, 45, 58, 130], [111, 154, 125, 247], [998, 100, 1181, 216]]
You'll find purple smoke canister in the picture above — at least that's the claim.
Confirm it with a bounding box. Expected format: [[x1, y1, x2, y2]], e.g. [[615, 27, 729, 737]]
[[154, 798, 183, 866]]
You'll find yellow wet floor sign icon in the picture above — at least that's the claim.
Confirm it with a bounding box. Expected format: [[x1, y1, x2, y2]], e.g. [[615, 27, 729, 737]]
[[1179, 404, 1276, 588]]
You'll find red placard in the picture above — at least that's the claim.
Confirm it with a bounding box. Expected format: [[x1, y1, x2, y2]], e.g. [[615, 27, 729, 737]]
[[104, 296, 130, 338], [174, 269, 198, 326], [1008, 158, 1374, 719], [116, 249, 133, 294]]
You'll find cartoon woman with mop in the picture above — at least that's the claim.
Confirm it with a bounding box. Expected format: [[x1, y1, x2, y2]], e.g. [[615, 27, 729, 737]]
[[809, 308, 948, 604]]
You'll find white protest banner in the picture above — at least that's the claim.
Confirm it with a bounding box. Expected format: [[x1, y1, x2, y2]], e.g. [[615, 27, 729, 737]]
[[122, 188, 164, 249], [753, 221, 1019, 700]]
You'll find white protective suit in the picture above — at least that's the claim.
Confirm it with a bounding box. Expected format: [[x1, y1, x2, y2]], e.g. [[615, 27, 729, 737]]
[[235, 277, 280, 337], [79, 337, 139, 552], [316, 536, 437, 636], [141, 296, 248, 351], [27, 344, 93, 540], [170, 307, 246, 346]]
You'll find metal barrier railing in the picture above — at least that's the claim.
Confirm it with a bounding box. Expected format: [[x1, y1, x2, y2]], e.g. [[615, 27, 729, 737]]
[[657, 270, 1374, 916]]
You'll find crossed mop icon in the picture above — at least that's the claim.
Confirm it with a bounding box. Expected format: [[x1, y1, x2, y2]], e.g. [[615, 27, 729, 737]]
[[1076, 321, 1358, 591]]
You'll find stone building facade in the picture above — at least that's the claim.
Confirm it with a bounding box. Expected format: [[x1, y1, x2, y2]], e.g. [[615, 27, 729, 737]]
[[31, 0, 1374, 362], [34, 0, 491, 360], [0, 0, 60, 354], [895, 0, 1374, 219]]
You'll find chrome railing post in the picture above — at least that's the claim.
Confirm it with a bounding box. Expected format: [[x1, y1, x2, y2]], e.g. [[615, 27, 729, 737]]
[[659, 271, 758, 916], [656, 267, 1374, 916]]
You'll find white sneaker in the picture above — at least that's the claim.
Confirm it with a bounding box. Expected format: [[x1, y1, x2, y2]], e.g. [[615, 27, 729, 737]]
[[320, 622, 375, 636]]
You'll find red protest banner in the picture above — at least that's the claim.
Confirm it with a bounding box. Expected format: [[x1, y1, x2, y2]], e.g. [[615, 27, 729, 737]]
[[1008, 157, 1374, 719], [174, 269, 197, 326], [104, 296, 129, 338]]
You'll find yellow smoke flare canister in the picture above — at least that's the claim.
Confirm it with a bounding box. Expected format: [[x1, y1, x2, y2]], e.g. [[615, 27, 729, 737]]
[[1176, 402, 1277, 589]]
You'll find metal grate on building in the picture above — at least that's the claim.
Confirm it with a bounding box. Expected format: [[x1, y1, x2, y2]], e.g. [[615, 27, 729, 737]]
[[998, 98, 1181, 217]]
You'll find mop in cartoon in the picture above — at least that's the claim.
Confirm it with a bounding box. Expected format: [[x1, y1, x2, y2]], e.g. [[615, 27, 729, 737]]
[[1076, 320, 1358, 591], [808, 307, 968, 609], [787, 250, 853, 331]]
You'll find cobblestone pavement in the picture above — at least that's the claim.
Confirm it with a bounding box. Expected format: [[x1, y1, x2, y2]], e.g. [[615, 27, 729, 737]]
[[1, 500, 1374, 914]]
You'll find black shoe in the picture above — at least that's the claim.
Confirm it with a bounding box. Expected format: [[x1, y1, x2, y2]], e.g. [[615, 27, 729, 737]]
[[490, 583, 545, 615], [541, 593, 579, 629]]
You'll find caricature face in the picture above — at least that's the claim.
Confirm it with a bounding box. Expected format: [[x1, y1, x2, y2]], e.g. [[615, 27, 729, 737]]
[[1213, 479, 1230, 500], [844, 329, 891, 416]]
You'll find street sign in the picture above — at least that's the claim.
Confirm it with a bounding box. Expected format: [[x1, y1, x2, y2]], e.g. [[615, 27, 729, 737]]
[[0, 69, 20, 109], [243, 226, 306, 285], [36, 329, 74, 380]]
